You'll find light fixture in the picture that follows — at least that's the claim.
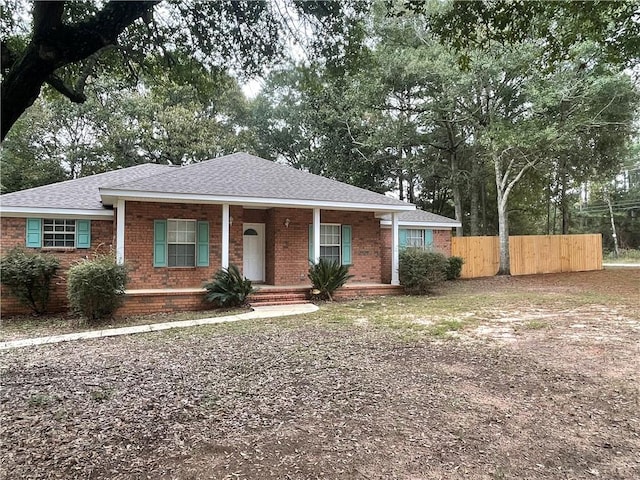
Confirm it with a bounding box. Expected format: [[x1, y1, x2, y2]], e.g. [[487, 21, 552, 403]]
[[284, 218, 290, 228], [229, 216, 233, 226]]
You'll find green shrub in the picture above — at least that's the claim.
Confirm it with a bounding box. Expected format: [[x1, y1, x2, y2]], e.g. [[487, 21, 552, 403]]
[[445, 256, 465, 280], [0, 247, 60, 314], [204, 264, 256, 308], [604, 248, 640, 262], [399, 248, 448, 294], [67, 255, 128, 321], [308, 258, 354, 301]]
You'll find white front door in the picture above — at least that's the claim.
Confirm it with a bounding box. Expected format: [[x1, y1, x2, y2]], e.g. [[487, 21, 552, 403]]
[[243, 223, 265, 282]]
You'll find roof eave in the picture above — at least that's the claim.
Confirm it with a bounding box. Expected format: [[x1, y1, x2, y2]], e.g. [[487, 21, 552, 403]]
[[380, 219, 462, 228], [0, 206, 113, 219], [99, 189, 416, 213]]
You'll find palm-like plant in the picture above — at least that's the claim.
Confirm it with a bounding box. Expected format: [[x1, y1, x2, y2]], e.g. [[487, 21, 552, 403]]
[[308, 258, 354, 301], [204, 264, 257, 307]]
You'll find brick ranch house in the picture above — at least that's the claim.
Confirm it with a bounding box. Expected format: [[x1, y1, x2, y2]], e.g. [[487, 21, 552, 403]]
[[0, 153, 460, 315]]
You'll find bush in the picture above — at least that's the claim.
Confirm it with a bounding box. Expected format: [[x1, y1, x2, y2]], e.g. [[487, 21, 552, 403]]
[[204, 264, 256, 308], [67, 255, 128, 321], [445, 256, 465, 280], [308, 258, 354, 301], [0, 247, 60, 314], [399, 249, 449, 294]]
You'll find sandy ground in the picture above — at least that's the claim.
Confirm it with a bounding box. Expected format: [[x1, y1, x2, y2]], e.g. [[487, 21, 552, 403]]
[[1, 268, 638, 479]]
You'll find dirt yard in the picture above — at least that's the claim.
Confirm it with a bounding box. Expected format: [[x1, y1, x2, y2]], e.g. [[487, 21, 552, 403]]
[[1, 268, 638, 479]]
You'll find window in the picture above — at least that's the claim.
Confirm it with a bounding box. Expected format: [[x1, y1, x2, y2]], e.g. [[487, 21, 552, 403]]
[[399, 228, 434, 250], [43, 219, 76, 247], [153, 219, 209, 268], [25, 218, 91, 249], [308, 223, 351, 265], [405, 229, 425, 249], [320, 224, 341, 264], [167, 219, 196, 267]]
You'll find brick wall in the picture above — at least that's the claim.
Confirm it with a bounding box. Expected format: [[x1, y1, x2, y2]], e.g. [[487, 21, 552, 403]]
[[0, 216, 114, 316], [380, 227, 454, 284], [264, 208, 383, 285], [1, 205, 439, 317]]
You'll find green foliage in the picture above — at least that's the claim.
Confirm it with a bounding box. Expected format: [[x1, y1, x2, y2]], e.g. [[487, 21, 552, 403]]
[[66, 255, 128, 322], [0, 247, 60, 314], [445, 256, 464, 280], [605, 248, 640, 262], [308, 259, 354, 301], [204, 265, 257, 308], [399, 249, 449, 294]]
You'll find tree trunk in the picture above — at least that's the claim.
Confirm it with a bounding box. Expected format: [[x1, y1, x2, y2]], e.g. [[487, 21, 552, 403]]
[[606, 194, 620, 257], [450, 151, 464, 236], [560, 171, 569, 234], [495, 156, 510, 275], [470, 157, 481, 235]]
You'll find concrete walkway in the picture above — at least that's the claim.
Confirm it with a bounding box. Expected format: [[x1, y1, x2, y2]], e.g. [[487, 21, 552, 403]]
[[603, 263, 640, 268], [0, 303, 319, 351]]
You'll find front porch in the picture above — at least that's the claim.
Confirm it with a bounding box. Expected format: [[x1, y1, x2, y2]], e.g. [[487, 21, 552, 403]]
[[119, 283, 405, 316]]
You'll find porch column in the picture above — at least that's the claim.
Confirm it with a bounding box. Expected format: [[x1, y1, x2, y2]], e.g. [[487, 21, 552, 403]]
[[116, 199, 125, 265], [221, 203, 230, 269], [391, 212, 399, 285], [313, 207, 321, 264]]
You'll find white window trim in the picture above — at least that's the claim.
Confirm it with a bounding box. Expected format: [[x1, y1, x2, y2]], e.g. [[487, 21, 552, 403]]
[[167, 218, 197, 268], [42, 219, 76, 248], [320, 223, 341, 264]]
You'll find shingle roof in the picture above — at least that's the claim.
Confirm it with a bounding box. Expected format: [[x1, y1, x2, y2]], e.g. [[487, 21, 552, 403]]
[[102, 153, 411, 208], [381, 210, 461, 226], [0, 164, 174, 211]]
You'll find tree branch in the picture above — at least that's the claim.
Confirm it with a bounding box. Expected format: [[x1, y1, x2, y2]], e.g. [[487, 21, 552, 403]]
[[1, 1, 159, 140], [46, 74, 87, 103]]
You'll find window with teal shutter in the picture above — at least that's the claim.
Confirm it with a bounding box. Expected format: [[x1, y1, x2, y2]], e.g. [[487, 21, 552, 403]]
[[308, 224, 314, 264], [153, 220, 167, 267], [398, 228, 408, 249], [425, 229, 434, 250], [26, 218, 42, 248], [341, 225, 352, 265], [75, 220, 91, 248], [196, 221, 209, 267]]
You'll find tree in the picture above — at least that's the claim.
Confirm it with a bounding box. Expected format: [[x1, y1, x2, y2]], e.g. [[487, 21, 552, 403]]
[[1, 0, 368, 140], [406, 0, 640, 69]]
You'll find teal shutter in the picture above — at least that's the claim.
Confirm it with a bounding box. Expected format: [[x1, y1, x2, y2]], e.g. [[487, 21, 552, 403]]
[[398, 228, 408, 249], [196, 221, 209, 267], [153, 220, 167, 267], [75, 220, 91, 248], [341, 225, 352, 265], [425, 229, 434, 250], [26, 218, 42, 248], [308, 224, 314, 264]]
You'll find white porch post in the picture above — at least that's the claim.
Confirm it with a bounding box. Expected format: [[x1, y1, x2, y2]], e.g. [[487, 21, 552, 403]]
[[391, 212, 400, 285], [313, 207, 321, 264], [221, 203, 230, 269], [116, 199, 125, 265]]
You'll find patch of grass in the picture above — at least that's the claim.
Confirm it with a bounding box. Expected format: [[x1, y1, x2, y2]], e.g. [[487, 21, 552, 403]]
[[90, 388, 114, 403], [523, 320, 549, 330], [429, 319, 465, 337], [28, 393, 54, 407]]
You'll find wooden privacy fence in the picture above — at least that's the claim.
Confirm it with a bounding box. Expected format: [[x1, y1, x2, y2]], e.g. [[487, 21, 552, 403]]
[[451, 234, 603, 278]]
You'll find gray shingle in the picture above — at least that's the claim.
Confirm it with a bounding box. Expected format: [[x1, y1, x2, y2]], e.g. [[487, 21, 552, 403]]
[[1, 164, 174, 211], [103, 153, 411, 207], [381, 210, 460, 225]]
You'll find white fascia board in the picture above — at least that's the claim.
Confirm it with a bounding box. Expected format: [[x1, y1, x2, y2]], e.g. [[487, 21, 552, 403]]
[[0, 206, 113, 219], [380, 220, 461, 229], [99, 189, 416, 213]]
